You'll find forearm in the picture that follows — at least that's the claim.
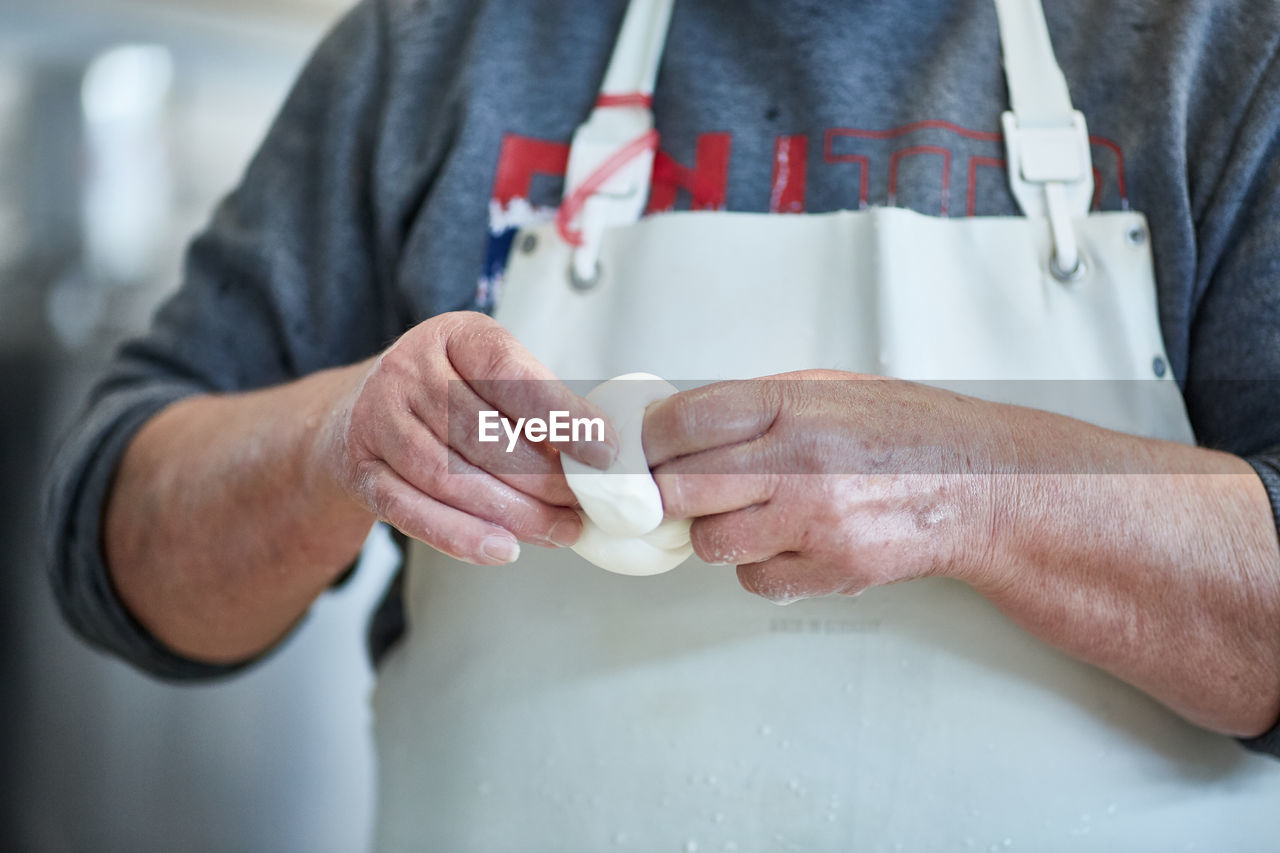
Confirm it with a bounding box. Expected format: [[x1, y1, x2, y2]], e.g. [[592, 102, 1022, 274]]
[[104, 361, 376, 665], [969, 405, 1280, 737]]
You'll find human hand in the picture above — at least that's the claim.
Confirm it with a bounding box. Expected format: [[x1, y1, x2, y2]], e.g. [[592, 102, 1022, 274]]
[[643, 371, 1005, 602], [315, 311, 616, 564]]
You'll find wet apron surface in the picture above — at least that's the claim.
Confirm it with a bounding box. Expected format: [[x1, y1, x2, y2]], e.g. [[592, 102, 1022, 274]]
[[373, 1, 1280, 849]]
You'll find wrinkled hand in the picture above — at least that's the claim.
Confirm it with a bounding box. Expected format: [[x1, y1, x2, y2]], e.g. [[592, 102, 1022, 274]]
[[315, 311, 615, 564], [644, 370, 1004, 603]]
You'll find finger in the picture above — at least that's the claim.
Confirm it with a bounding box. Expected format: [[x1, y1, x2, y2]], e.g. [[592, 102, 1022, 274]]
[[737, 553, 851, 605], [490, 469, 577, 510], [653, 440, 779, 519], [376, 409, 582, 545], [737, 554, 822, 605], [353, 458, 523, 565], [644, 380, 784, 467], [430, 374, 578, 506], [688, 504, 786, 566], [445, 318, 618, 468], [442, 452, 584, 546]]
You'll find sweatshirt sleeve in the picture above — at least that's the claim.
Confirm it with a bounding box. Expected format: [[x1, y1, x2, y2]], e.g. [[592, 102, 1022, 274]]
[[1241, 450, 1280, 756], [1178, 35, 1280, 755], [42, 0, 395, 680]]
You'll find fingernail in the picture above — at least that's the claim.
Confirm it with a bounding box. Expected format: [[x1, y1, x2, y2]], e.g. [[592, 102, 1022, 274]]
[[547, 518, 582, 547], [482, 536, 520, 564]]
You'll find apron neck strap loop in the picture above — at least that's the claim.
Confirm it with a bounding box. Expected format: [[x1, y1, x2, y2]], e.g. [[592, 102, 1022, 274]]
[[993, 0, 1094, 278], [557, 0, 675, 276]]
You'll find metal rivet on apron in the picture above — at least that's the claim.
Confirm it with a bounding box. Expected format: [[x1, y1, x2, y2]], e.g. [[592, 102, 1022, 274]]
[[1152, 356, 1167, 378], [1125, 225, 1147, 247], [519, 233, 539, 254], [568, 261, 602, 292], [1049, 251, 1087, 284]]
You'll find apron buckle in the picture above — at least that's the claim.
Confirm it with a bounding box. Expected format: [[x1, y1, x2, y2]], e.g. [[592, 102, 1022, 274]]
[[1002, 110, 1094, 281]]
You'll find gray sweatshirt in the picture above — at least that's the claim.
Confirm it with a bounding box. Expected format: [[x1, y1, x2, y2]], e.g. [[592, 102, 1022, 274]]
[[43, 0, 1280, 755]]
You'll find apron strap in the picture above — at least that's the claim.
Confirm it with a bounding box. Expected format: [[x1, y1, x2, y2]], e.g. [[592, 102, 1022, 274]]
[[557, 0, 676, 284], [993, 0, 1094, 280], [993, 0, 1075, 128], [560, 0, 1097, 284], [600, 0, 675, 100]]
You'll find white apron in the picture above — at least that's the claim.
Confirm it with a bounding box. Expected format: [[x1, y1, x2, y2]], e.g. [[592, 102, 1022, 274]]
[[373, 1, 1280, 849]]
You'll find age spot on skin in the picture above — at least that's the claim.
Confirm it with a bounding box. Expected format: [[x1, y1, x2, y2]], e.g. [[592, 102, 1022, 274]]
[[912, 503, 950, 532]]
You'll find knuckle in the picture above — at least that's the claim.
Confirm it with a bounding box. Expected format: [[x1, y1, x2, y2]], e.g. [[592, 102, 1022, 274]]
[[417, 447, 453, 497], [473, 329, 527, 380], [665, 392, 702, 439], [432, 309, 486, 340], [653, 471, 686, 517], [375, 339, 419, 384], [472, 482, 548, 538], [763, 470, 784, 501], [429, 524, 479, 563], [370, 484, 405, 525], [349, 461, 381, 504], [759, 383, 788, 436], [484, 492, 534, 529], [380, 319, 453, 385], [513, 470, 575, 507], [498, 514, 542, 543], [445, 309, 495, 332]]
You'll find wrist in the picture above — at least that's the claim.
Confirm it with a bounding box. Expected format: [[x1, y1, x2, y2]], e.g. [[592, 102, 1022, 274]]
[[297, 360, 379, 535], [944, 396, 1023, 594]]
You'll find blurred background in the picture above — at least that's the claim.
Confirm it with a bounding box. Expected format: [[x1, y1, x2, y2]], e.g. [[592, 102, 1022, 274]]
[[0, 0, 397, 850]]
